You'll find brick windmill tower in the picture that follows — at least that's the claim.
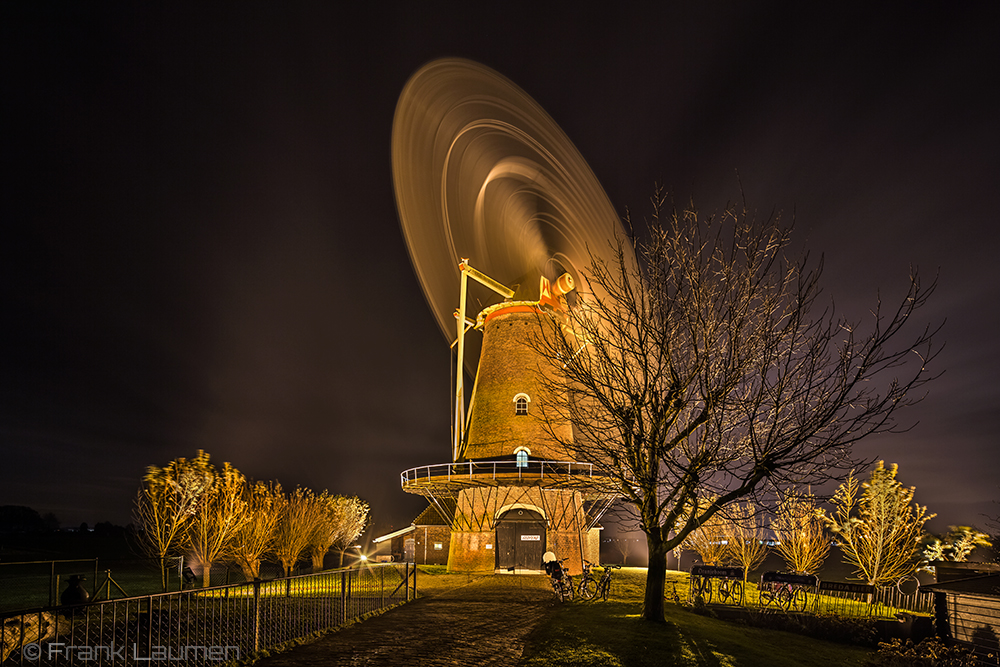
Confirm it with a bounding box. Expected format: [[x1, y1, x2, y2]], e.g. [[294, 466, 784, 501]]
[[390, 59, 632, 574]]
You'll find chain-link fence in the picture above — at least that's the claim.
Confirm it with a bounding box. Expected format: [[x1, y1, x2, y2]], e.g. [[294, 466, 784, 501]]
[[1, 562, 415, 665]]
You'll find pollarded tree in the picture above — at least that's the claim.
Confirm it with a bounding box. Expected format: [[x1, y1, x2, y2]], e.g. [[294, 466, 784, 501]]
[[720, 503, 769, 584], [771, 490, 829, 575], [329, 495, 369, 568], [231, 481, 285, 580], [133, 450, 214, 591], [825, 461, 934, 585], [186, 459, 248, 587], [305, 492, 335, 572], [273, 487, 324, 577], [532, 190, 940, 621]]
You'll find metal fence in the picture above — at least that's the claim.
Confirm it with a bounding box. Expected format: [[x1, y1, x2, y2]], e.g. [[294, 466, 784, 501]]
[[0, 559, 312, 614], [1, 562, 415, 665], [0, 561, 105, 613]]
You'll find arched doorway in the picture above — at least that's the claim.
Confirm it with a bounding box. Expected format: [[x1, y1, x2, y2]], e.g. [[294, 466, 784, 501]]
[[495, 507, 546, 570]]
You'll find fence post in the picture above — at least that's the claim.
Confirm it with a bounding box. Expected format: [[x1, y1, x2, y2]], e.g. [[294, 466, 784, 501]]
[[50, 561, 56, 607], [340, 570, 347, 623], [253, 578, 261, 653], [94, 558, 99, 597], [146, 595, 153, 658]]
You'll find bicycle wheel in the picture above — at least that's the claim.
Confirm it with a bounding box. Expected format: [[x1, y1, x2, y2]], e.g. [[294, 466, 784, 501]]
[[790, 587, 807, 612], [718, 579, 731, 603], [564, 576, 575, 601], [697, 577, 713, 604], [730, 580, 744, 606], [600, 578, 611, 601], [777, 586, 793, 610], [579, 577, 597, 600]]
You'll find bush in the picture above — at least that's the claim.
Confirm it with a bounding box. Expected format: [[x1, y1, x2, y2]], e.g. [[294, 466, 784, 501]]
[[862, 638, 979, 667]]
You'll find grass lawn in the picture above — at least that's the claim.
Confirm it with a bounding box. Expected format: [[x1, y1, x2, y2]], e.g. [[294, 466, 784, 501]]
[[517, 568, 874, 667]]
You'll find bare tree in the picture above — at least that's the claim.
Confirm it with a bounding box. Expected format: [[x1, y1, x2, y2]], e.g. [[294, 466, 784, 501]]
[[825, 461, 933, 585], [771, 490, 829, 575], [231, 481, 284, 580], [133, 450, 214, 591], [532, 191, 940, 621], [720, 502, 769, 584], [329, 495, 369, 568], [273, 487, 323, 577], [186, 459, 248, 587], [616, 538, 633, 565], [683, 511, 729, 566], [305, 492, 335, 572]]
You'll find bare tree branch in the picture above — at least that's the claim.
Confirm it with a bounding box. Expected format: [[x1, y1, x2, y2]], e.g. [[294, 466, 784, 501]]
[[530, 189, 941, 620]]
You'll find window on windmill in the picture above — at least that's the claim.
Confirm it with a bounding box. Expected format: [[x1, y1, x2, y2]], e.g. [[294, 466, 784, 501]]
[[433, 543, 443, 550], [515, 448, 529, 468], [514, 393, 530, 415]]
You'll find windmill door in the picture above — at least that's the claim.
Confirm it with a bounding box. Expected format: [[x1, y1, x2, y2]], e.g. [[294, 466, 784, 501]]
[[495, 508, 546, 570]]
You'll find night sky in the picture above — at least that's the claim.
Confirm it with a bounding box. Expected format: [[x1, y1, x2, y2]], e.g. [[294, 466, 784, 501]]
[[2, 4, 998, 539]]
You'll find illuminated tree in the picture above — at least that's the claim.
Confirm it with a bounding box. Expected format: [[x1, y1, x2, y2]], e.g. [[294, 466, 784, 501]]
[[231, 481, 284, 580], [307, 494, 370, 571], [683, 511, 729, 566], [771, 490, 829, 575], [133, 450, 214, 591], [331, 495, 369, 568], [186, 459, 248, 587], [532, 190, 940, 621], [720, 503, 769, 583], [825, 461, 934, 585], [921, 526, 992, 570], [273, 487, 323, 577]]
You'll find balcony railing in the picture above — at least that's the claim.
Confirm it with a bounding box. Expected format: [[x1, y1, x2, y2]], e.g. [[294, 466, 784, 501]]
[[400, 459, 609, 489]]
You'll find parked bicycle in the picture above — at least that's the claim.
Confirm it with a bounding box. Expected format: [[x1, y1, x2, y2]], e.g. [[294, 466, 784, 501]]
[[543, 554, 574, 602], [758, 571, 816, 612], [578, 560, 599, 600], [759, 580, 806, 611], [717, 576, 744, 605], [593, 564, 620, 601], [689, 566, 745, 606]]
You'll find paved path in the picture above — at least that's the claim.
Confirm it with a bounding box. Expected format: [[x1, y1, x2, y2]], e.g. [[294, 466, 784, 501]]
[[251, 574, 558, 666]]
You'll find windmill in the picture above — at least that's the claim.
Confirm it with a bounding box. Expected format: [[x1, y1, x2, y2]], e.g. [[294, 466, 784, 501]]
[[391, 59, 633, 574]]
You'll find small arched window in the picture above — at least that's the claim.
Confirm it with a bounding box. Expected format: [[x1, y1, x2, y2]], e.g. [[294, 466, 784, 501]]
[[513, 393, 530, 416], [514, 446, 531, 468]]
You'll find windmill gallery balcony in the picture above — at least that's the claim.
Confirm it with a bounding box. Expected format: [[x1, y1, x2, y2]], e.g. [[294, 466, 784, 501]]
[[399, 459, 618, 499]]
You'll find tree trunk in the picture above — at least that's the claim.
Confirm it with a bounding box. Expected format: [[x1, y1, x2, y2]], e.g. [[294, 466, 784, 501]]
[[159, 559, 168, 593], [643, 535, 669, 622], [237, 560, 256, 581]]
